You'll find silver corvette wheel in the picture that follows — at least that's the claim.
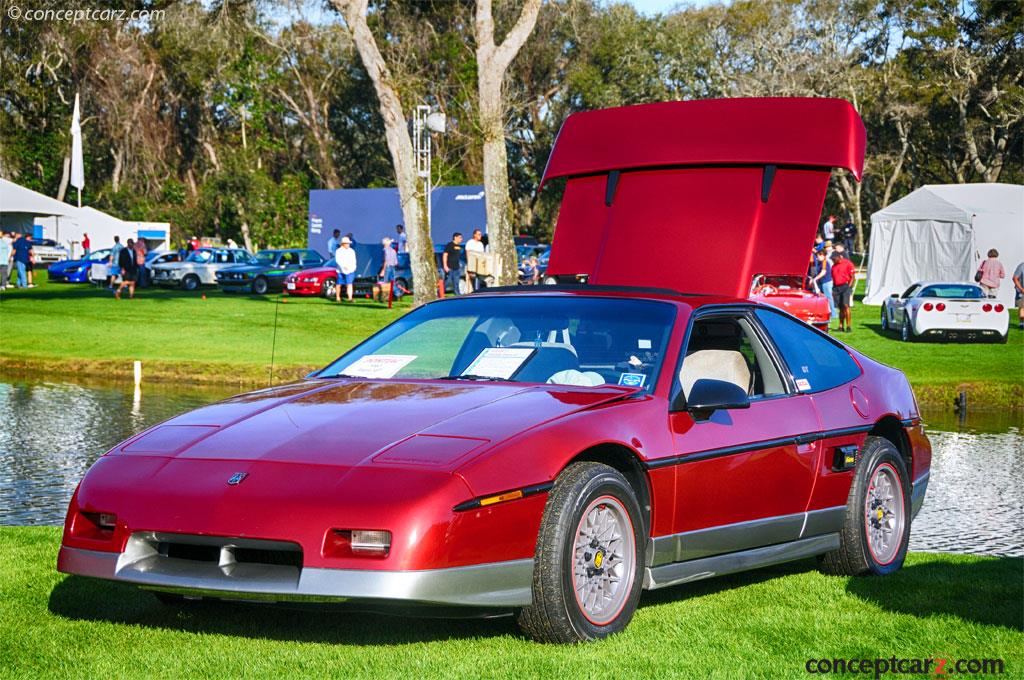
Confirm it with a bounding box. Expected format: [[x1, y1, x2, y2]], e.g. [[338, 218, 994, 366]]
[[864, 463, 905, 565], [572, 496, 636, 626]]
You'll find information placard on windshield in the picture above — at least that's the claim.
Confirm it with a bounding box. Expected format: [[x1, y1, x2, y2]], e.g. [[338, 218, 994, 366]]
[[461, 347, 536, 380]]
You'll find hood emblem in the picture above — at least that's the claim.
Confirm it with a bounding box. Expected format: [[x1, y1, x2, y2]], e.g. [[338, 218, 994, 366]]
[[227, 472, 248, 486]]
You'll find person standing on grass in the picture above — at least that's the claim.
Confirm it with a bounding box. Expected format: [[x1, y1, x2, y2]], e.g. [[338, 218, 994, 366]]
[[830, 251, 855, 333], [108, 235, 124, 288], [115, 239, 138, 300], [841, 216, 856, 256], [327, 229, 341, 260], [812, 249, 835, 321], [378, 237, 397, 301], [442, 232, 464, 296], [82, 233, 91, 258], [334, 236, 357, 302], [134, 238, 148, 288], [1013, 261, 1024, 330], [976, 249, 1005, 297], [465, 228, 486, 291], [11, 232, 33, 288], [821, 215, 836, 241], [395, 224, 407, 253], [0, 232, 12, 291]]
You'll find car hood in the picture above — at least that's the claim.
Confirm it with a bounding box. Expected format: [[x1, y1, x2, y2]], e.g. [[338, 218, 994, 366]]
[[541, 98, 865, 297], [287, 266, 334, 278], [48, 259, 87, 270], [116, 379, 637, 471]]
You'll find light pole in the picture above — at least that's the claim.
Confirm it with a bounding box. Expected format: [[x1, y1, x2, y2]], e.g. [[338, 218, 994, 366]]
[[413, 105, 446, 233]]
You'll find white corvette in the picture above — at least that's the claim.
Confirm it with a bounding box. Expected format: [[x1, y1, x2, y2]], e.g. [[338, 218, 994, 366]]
[[881, 281, 1009, 343]]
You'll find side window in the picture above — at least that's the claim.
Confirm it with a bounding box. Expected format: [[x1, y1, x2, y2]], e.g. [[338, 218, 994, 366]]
[[678, 314, 786, 401], [900, 285, 919, 299], [302, 250, 322, 266], [755, 309, 860, 393]]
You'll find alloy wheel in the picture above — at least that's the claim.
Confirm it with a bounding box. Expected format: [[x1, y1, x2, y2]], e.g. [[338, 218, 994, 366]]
[[571, 496, 636, 626]]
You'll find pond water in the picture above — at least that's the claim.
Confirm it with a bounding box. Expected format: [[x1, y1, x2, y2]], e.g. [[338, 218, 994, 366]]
[[0, 374, 1020, 557]]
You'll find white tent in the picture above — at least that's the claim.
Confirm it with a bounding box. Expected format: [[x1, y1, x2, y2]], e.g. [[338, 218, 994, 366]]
[[1, 178, 169, 256], [864, 183, 1024, 307]]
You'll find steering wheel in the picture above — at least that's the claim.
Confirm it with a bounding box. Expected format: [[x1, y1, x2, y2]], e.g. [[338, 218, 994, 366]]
[[758, 285, 777, 296]]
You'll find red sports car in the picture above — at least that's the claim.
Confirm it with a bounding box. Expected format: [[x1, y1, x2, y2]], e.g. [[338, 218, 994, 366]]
[[750, 274, 831, 331], [58, 99, 930, 643]]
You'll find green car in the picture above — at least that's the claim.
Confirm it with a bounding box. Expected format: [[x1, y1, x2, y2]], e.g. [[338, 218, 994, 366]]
[[215, 248, 325, 295]]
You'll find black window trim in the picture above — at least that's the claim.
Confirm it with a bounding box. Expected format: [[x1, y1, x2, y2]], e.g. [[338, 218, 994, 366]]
[[668, 303, 795, 413], [751, 306, 863, 395]]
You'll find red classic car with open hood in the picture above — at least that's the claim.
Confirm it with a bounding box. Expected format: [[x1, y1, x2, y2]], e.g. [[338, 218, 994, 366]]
[[750, 274, 831, 331], [58, 98, 930, 643]]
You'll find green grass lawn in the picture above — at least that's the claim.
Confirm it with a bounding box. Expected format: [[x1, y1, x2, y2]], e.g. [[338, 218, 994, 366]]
[[1, 273, 1021, 404], [1, 528, 1020, 678]]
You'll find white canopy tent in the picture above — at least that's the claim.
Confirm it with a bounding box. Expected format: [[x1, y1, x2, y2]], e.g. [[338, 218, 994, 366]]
[[1, 178, 169, 257], [864, 183, 1024, 307]]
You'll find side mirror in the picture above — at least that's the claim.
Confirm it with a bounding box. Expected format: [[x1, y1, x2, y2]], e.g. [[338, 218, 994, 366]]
[[682, 379, 750, 420]]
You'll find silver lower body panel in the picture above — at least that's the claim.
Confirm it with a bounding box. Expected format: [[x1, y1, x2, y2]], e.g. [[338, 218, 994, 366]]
[[644, 533, 841, 590], [911, 471, 929, 519], [58, 532, 534, 607]]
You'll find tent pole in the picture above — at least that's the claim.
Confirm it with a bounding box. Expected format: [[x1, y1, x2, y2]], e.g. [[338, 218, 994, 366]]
[[77, 188, 81, 208]]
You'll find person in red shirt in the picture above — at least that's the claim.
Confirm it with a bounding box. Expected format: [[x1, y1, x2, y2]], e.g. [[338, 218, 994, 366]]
[[830, 252, 856, 333], [82, 233, 90, 257]]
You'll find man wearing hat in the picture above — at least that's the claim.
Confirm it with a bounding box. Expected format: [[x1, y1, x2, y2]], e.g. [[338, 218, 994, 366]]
[[334, 236, 357, 302], [830, 251, 856, 333]]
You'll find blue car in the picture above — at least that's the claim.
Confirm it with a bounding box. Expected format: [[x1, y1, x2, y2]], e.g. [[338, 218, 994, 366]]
[[47, 249, 112, 283]]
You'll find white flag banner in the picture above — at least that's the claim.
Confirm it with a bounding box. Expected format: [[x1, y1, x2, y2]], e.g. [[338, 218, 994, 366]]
[[70, 92, 84, 191]]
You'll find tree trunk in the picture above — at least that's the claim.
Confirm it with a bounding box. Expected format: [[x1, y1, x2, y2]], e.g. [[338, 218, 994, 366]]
[[236, 202, 254, 252], [474, 0, 542, 286], [334, 0, 436, 305], [478, 77, 517, 286], [56, 155, 71, 202]]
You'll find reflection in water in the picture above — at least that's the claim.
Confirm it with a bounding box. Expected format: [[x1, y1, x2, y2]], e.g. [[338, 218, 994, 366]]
[[0, 375, 1021, 558], [0, 376, 235, 525]]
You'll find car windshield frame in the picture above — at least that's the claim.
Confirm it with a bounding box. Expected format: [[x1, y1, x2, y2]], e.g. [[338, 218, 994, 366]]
[[318, 294, 677, 392]]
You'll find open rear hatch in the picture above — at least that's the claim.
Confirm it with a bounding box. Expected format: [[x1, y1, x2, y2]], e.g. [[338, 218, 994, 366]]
[[541, 98, 865, 297]]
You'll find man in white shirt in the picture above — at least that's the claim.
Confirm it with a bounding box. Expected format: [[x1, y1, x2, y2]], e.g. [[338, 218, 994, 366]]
[[821, 215, 836, 241], [465, 228, 486, 291], [334, 236, 357, 302]]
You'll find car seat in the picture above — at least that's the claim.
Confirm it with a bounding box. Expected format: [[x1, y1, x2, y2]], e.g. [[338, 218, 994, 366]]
[[678, 349, 751, 397]]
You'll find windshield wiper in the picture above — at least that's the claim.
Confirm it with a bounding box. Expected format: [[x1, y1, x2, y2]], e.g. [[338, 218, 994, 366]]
[[441, 374, 511, 382]]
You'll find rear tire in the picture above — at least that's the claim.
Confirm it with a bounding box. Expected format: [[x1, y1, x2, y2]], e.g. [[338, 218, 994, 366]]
[[517, 462, 645, 643], [181, 274, 200, 291], [817, 436, 911, 577], [900, 319, 915, 342]]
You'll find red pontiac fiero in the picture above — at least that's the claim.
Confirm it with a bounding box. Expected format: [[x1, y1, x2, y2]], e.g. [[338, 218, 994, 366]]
[[58, 99, 931, 643]]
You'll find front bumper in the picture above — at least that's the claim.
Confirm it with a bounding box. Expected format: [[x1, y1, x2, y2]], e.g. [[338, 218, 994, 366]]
[[284, 281, 325, 295], [58, 534, 533, 607]]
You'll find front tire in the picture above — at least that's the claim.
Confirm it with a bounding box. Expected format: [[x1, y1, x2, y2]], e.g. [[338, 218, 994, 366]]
[[181, 274, 200, 291], [880, 306, 889, 331], [517, 462, 644, 643], [817, 436, 911, 577], [252, 276, 269, 295], [322, 278, 337, 298]]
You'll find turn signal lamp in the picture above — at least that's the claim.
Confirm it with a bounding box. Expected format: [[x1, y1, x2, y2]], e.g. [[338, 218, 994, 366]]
[[323, 529, 391, 558]]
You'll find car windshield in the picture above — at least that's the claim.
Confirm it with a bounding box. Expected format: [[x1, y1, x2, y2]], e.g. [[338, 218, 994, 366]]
[[919, 284, 984, 299], [86, 250, 110, 262], [752, 275, 806, 291], [319, 295, 676, 391]]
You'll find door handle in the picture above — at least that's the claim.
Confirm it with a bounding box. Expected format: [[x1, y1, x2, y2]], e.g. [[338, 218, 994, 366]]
[[796, 442, 816, 454]]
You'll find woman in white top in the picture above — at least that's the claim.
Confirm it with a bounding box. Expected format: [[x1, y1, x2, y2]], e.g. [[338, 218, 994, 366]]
[[334, 236, 357, 302]]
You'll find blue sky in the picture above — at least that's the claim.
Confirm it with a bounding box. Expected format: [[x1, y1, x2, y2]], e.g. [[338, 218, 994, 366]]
[[624, 0, 725, 14]]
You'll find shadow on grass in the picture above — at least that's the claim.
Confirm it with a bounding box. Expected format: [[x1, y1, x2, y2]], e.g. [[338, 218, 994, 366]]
[[639, 558, 814, 608], [845, 556, 1024, 630], [48, 575, 520, 644]]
